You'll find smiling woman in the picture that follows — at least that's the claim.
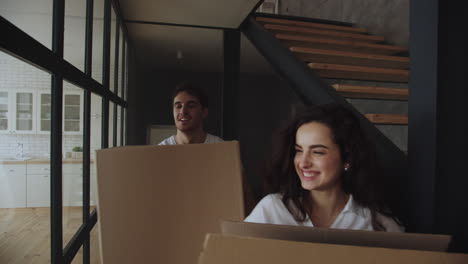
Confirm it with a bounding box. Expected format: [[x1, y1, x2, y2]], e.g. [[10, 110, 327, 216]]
[[245, 103, 403, 232]]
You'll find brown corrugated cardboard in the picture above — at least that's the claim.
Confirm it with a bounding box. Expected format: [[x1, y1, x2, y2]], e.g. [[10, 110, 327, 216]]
[[95, 142, 245, 264], [199, 234, 468, 264], [221, 220, 451, 251]]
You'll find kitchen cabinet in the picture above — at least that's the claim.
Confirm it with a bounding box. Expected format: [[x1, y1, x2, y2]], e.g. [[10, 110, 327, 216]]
[[0, 89, 36, 134], [38, 91, 83, 134], [26, 164, 50, 207], [15, 91, 35, 133], [1, 161, 96, 208], [38, 93, 51, 133], [0, 91, 10, 132], [0, 90, 83, 134], [63, 93, 82, 134], [0, 163, 27, 208], [63, 164, 83, 206]]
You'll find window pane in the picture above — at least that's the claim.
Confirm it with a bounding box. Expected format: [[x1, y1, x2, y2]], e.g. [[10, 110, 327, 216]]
[[64, 0, 86, 71], [123, 108, 126, 145], [63, 85, 83, 134], [109, 8, 117, 93], [90, 226, 101, 263], [118, 27, 124, 99], [92, 0, 104, 84], [62, 81, 84, 248], [0, 52, 51, 262], [1, 49, 49, 134], [116, 105, 121, 146], [123, 41, 128, 101], [90, 93, 103, 263], [0, 0, 53, 50], [90, 93, 101, 212], [108, 102, 114, 147]]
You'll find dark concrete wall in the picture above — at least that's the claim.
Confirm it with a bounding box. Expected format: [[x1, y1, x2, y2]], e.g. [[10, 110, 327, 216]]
[[127, 48, 147, 146], [140, 69, 224, 137], [279, 0, 409, 46]]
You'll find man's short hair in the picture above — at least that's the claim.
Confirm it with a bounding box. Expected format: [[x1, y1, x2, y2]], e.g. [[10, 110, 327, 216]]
[[172, 82, 209, 108]]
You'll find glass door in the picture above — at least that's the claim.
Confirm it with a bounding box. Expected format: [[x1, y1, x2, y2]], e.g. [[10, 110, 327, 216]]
[[15, 92, 34, 132], [39, 93, 51, 133], [63, 94, 82, 134], [0, 91, 9, 132]]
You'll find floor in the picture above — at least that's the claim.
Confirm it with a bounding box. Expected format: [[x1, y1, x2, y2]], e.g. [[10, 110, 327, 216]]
[[0, 207, 101, 264]]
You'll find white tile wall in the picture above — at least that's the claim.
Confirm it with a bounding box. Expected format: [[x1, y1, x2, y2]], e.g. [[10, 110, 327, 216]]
[[0, 134, 83, 157], [0, 51, 110, 159]]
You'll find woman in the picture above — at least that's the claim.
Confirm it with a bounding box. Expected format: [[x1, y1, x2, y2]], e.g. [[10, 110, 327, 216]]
[[245, 103, 403, 232]]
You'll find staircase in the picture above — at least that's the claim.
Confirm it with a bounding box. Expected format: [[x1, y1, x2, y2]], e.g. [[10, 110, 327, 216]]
[[255, 15, 409, 145]]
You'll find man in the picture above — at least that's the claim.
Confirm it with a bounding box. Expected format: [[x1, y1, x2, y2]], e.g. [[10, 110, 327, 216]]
[[159, 82, 223, 145]]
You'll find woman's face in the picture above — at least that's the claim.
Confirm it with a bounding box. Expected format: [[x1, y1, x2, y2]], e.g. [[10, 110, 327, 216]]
[[294, 122, 345, 192]]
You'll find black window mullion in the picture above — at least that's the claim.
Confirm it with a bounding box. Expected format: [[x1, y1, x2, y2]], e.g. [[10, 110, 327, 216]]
[[120, 38, 126, 146], [124, 42, 129, 145], [51, 0, 65, 263], [113, 20, 120, 147], [102, 0, 111, 149], [0, 17, 125, 107], [82, 0, 94, 263], [222, 29, 240, 140]]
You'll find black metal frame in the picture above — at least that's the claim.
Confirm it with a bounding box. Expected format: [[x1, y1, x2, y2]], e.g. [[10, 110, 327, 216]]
[[0, 0, 129, 262], [113, 20, 120, 147], [124, 19, 232, 30], [101, 0, 111, 150], [222, 29, 240, 140], [120, 39, 126, 146], [51, 1, 65, 262], [82, 0, 94, 262]]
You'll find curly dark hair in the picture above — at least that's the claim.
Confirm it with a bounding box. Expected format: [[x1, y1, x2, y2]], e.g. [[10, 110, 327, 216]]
[[172, 81, 209, 108], [264, 103, 396, 231]]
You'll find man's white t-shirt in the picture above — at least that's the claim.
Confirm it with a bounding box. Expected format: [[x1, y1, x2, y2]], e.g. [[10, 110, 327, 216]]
[[158, 133, 223, 145], [245, 193, 403, 232]]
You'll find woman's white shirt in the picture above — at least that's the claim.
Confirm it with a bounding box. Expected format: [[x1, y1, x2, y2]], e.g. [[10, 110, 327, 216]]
[[244, 193, 403, 232]]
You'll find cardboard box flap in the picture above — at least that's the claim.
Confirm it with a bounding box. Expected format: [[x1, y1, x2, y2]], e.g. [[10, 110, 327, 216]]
[[221, 220, 451, 252], [199, 233, 468, 264], [96, 142, 245, 264]]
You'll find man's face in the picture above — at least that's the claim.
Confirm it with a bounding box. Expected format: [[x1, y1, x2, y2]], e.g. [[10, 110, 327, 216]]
[[173, 91, 208, 132]]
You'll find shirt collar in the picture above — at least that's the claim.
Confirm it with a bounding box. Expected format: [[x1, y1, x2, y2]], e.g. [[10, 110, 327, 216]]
[[341, 194, 365, 217]]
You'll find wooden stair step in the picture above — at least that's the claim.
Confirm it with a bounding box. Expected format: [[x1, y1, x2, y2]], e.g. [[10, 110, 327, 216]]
[[277, 34, 407, 55], [365, 114, 408, 125], [332, 84, 408, 100], [264, 24, 384, 43], [291, 47, 408, 69], [308, 63, 409, 82], [256, 16, 367, 34]]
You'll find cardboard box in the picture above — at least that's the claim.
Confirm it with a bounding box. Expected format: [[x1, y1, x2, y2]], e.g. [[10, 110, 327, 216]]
[[221, 220, 451, 251], [197, 221, 467, 264], [95, 142, 245, 264], [198, 233, 468, 264]]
